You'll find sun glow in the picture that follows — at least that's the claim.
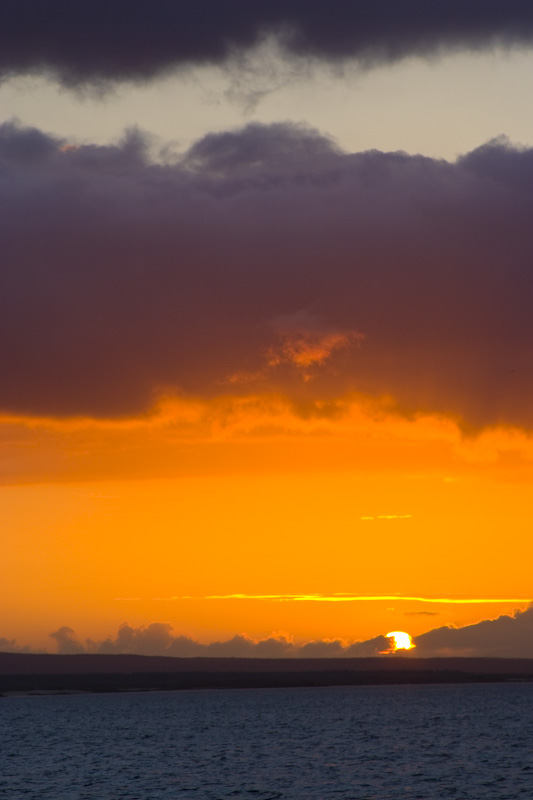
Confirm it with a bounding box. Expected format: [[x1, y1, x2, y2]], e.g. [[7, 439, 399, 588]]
[[386, 631, 415, 652]]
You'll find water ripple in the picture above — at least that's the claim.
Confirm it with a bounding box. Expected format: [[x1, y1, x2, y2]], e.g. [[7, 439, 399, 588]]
[[0, 683, 531, 799]]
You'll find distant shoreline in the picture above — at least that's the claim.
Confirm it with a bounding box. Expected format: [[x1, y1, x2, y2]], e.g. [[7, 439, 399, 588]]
[[1, 653, 531, 695]]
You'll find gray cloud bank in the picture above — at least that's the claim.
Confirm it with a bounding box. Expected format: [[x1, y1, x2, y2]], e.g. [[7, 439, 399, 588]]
[[414, 605, 533, 658], [1, 1, 532, 88], [1, 120, 532, 428], [0, 637, 33, 654], [3, 607, 532, 658], [48, 624, 391, 659]]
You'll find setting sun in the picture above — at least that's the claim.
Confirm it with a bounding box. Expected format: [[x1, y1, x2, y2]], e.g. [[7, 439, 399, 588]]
[[386, 632, 415, 652]]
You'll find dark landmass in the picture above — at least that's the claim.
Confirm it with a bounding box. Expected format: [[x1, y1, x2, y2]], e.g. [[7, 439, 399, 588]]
[[0, 654, 532, 694]]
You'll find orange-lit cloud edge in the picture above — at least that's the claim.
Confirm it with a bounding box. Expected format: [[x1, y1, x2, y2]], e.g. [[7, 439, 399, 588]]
[[3, 388, 533, 484]]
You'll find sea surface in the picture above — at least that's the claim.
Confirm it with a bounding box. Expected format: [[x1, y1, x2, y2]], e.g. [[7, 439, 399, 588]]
[[1, 683, 531, 799]]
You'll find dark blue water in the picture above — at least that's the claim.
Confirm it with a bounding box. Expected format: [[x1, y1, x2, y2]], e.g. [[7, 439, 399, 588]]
[[1, 683, 531, 799]]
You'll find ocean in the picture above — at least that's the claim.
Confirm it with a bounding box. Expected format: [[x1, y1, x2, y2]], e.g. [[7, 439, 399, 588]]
[[1, 683, 531, 799]]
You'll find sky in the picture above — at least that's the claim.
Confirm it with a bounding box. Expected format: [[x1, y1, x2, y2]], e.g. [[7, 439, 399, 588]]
[[1, 1, 533, 657]]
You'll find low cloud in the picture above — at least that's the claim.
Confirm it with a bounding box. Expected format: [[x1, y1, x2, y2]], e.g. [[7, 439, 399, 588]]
[[50, 626, 86, 655], [78, 625, 391, 658], [413, 605, 533, 658], [1, 2, 532, 90], [0, 606, 511, 658], [0, 637, 32, 653], [297, 639, 347, 658], [89, 625, 294, 658], [2, 609, 531, 658]]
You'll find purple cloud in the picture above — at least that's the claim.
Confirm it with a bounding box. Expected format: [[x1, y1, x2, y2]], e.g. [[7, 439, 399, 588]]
[[1, 121, 532, 429]]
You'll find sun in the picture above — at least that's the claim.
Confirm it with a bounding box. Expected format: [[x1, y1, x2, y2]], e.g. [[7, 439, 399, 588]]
[[385, 631, 415, 652]]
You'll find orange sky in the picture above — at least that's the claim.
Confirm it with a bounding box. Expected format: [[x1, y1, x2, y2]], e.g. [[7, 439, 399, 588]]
[[2, 392, 531, 651]]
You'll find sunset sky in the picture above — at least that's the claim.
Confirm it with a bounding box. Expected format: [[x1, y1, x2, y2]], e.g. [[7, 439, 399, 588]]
[[1, 1, 532, 657]]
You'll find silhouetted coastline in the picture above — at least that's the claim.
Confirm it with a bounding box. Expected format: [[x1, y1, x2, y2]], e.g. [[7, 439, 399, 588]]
[[1, 654, 531, 695]]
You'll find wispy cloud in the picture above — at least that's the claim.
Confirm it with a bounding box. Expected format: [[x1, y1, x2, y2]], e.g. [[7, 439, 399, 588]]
[[226, 310, 364, 386], [163, 593, 533, 605], [267, 310, 364, 374], [405, 611, 439, 617]]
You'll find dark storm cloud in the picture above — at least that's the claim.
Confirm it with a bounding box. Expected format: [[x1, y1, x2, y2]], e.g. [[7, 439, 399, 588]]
[[413, 605, 533, 658], [1, 0, 533, 88], [1, 120, 533, 427]]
